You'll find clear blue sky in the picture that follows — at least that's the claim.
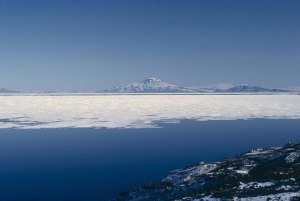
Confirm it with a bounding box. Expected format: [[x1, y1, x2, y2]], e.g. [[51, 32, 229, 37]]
[[0, 0, 299, 91]]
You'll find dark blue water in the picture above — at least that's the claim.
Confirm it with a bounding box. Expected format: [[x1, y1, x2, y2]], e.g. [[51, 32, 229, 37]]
[[0, 119, 300, 201]]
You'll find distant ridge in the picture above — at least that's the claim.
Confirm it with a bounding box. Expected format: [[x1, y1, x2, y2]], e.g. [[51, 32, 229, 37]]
[[99, 78, 292, 93], [0, 88, 18, 93], [221, 85, 290, 93]]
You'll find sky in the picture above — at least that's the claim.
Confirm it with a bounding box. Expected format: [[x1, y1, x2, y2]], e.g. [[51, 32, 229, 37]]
[[0, 0, 299, 91]]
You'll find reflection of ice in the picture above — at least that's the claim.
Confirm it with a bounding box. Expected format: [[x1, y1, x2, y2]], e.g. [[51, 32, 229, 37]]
[[0, 95, 300, 129]]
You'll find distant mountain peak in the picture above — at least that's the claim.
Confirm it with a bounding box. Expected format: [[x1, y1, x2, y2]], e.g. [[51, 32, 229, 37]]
[[100, 77, 195, 93], [142, 77, 162, 84]]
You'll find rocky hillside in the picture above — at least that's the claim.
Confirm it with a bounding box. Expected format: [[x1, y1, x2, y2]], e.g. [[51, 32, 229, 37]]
[[111, 143, 300, 201]]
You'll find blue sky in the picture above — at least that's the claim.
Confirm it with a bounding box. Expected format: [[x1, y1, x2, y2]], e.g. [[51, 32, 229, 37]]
[[0, 0, 299, 91]]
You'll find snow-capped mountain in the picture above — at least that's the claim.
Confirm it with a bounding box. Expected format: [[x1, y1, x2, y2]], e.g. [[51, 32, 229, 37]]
[[0, 79, 293, 94], [111, 143, 300, 201], [100, 78, 292, 93], [100, 78, 196, 93], [0, 88, 18, 93]]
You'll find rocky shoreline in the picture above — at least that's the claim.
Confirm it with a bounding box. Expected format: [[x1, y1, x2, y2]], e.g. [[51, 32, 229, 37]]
[[111, 143, 300, 201]]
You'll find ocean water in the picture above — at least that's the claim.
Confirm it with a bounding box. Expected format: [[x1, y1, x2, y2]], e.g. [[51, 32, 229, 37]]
[[0, 119, 300, 201], [0, 95, 300, 200]]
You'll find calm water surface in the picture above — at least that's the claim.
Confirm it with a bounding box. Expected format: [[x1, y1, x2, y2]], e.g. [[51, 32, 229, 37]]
[[0, 119, 300, 201]]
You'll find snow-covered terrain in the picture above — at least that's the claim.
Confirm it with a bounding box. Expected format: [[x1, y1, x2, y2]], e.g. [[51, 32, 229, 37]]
[[100, 77, 196, 93], [0, 78, 295, 94], [0, 95, 300, 129], [111, 143, 300, 201], [99, 78, 292, 93]]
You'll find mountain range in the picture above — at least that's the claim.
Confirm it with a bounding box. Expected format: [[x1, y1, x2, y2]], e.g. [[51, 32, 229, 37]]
[[99, 77, 292, 93], [111, 143, 300, 201], [0, 78, 296, 93]]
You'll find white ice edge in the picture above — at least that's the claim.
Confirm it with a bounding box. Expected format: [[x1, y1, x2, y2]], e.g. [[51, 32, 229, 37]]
[[0, 95, 300, 129]]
